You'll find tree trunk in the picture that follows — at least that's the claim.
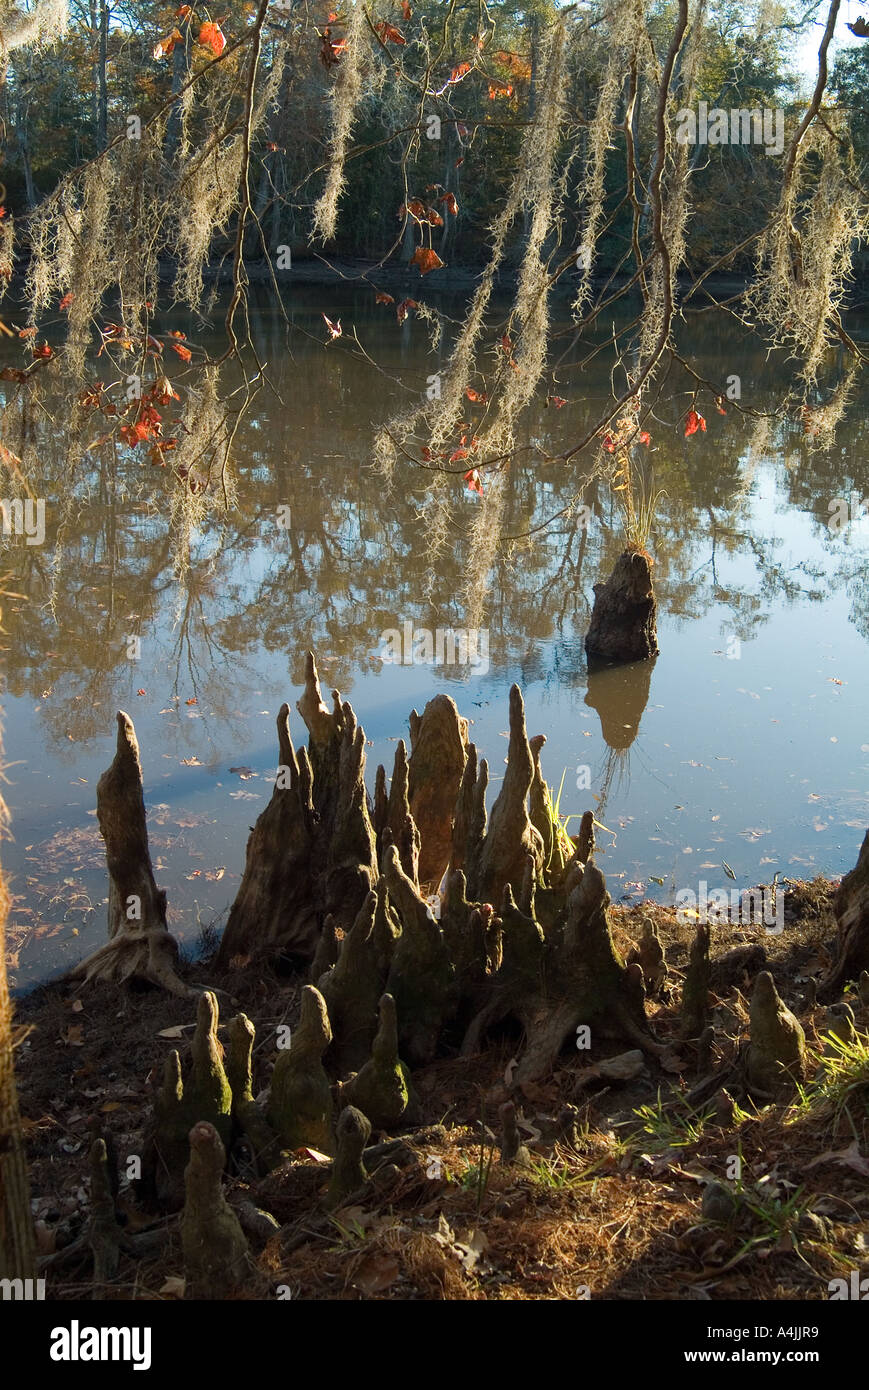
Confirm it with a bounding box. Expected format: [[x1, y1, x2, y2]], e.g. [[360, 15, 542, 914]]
[[70, 712, 193, 995], [0, 763, 36, 1284], [819, 830, 869, 1001], [97, 0, 109, 151]]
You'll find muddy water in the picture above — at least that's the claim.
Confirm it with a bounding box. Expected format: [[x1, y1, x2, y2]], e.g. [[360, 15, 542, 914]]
[[1, 284, 867, 990]]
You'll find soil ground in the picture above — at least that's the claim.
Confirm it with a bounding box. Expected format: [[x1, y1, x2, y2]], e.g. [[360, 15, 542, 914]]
[[12, 875, 869, 1301]]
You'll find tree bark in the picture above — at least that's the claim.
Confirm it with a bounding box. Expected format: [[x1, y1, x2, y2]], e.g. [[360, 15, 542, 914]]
[[0, 762, 36, 1284], [819, 830, 869, 1001], [585, 549, 659, 667], [70, 711, 193, 994]]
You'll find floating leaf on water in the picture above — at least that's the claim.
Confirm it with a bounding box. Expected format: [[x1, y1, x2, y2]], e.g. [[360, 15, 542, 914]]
[[722, 861, 736, 880]]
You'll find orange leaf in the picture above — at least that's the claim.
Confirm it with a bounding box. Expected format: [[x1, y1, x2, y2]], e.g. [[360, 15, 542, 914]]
[[18, 326, 37, 339], [450, 61, 471, 82], [198, 21, 226, 56], [401, 0, 412, 17], [547, 395, 566, 408], [684, 409, 706, 437], [396, 298, 417, 323], [374, 20, 405, 44], [170, 342, 192, 361], [374, 292, 394, 305], [32, 342, 52, 360], [463, 468, 484, 496], [59, 292, 75, 311], [465, 387, 488, 403], [439, 192, 458, 216], [410, 247, 444, 275], [639, 430, 651, 444]]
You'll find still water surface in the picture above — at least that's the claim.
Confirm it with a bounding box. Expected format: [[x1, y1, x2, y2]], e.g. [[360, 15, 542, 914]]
[[2, 285, 867, 990]]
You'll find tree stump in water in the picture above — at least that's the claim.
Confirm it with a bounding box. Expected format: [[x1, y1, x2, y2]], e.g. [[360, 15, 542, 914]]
[[585, 549, 659, 666], [819, 830, 869, 1002], [70, 711, 192, 995]]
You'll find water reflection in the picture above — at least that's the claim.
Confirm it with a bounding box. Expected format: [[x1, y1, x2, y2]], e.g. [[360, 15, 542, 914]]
[[0, 289, 867, 989]]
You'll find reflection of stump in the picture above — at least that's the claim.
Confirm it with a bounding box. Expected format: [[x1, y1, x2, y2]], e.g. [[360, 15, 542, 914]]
[[585, 550, 659, 667], [584, 658, 656, 749], [819, 830, 869, 1002], [71, 712, 192, 995]]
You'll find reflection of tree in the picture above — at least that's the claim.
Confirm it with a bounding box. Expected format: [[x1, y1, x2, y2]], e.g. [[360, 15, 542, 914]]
[[0, 301, 867, 757]]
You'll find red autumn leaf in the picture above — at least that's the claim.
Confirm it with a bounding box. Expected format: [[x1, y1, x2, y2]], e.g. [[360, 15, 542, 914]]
[[488, 83, 513, 100], [425, 207, 444, 227], [454, 157, 464, 168], [399, 198, 428, 221], [176, 4, 192, 17], [154, 375, 180, 404], [374, 292, 394, 305], [153, 26, 183, 59], [137, 689, 146, 696], [32, 342, 52, 359], [439, 192, 459, 216], [464, 468, 484, 496], [396, 298, 417, 323], [322, 313, 342, 339], [421, 446, 432, 461], [59, 292, 75, 311], [185, 697, 198, 705], [465, 387, 488, 403], [168, 330, 186, 338], [18, 326, 37, 339], [547, 395, 566, 408], [198, 21, 225, 56], [0, 208, 6, 219], [401, 0, 412, 17], [450, 61, 471, 82], [374, 20, 405, 44], [500, 333, 512, 354], [601, 432, 616, 452], [684, 409, 706, 437], [120, 420, 152, 446], [170, 341, 192, 361], [450, 447, 469, 462], [639, 430, 651, 445], [410, 246, 444, 275], [716, 396, 727, 415]]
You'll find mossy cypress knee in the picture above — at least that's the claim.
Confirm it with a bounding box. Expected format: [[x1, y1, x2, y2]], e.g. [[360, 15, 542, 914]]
[[268, 986, 334, 1154], [326, 1106, 371, 1209], [321, 890, 385, 1077], [746, 971, 807, 1099], [226, 1013, 279, 1169], [342, 993, 416, 1130], [184, 990, 233, 1149], [182, 1121, 251, 1299]]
